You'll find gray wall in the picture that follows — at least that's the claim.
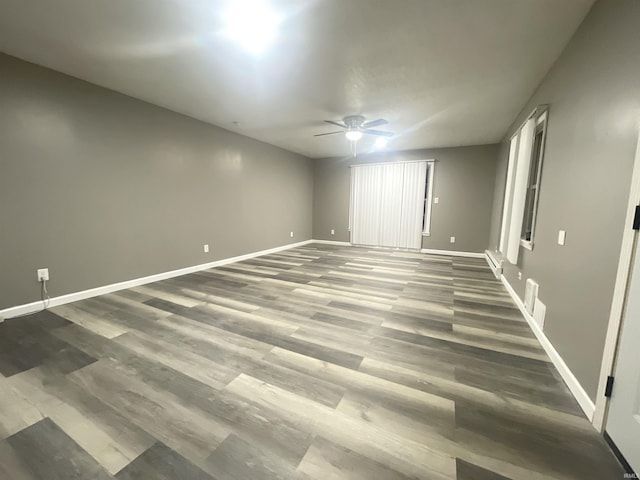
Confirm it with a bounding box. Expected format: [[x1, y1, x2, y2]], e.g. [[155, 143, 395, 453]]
[[313, 145, 499, 252], [0, 53, 313, 310], [487, 0, 640, 401]]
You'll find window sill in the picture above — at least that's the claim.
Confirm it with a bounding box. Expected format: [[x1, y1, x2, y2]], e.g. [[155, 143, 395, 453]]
[[520, 239, 533, 251]]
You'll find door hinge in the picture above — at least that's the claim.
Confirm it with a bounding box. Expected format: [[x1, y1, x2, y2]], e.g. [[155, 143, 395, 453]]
[[633, 205, 640, 230], [605, 376, 615, 397]]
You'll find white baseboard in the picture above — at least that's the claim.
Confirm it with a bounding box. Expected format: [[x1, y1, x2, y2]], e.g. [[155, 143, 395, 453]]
[[420, 248, 485, 259], [501, 275, 595, 421], [308, 239, 352, 246], [0, 239, 314, 319], [308, 242, 484, 259]]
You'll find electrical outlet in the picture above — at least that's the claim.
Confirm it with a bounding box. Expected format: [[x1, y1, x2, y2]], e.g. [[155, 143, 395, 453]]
[[449, 236, 456, 244], [290, 231, 294, 238], [204, 244, 209, 253], [434, 197, 439, 204], [518, 271, 522, 280], [37, 268, 49, 282], [330, 229, 335, 236]]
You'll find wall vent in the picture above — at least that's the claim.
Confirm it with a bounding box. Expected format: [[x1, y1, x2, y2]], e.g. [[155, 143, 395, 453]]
[[524, 278, 539, 315], [533, 297, 546, 329]]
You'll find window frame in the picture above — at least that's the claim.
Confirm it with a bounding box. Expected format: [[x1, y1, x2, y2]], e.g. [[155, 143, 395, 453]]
[[519, 110, 548, 250]]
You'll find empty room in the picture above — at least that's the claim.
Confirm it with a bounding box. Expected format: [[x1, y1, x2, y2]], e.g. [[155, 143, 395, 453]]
[[1, 0, 639, 479]]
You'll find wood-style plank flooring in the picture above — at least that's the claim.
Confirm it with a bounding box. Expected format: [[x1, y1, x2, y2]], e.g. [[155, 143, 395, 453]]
[[0, 244, 625, 479]]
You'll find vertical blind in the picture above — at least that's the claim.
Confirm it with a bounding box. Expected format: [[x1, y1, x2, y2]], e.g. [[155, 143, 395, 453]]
[[350, 161, 428, 250]]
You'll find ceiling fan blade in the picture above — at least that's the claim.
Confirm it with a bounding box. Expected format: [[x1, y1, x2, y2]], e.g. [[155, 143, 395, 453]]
[[314, 131, 345, 137], [324, 120, 347, 128], [363, 129, 394, 137], [362, 118, 388, 129]]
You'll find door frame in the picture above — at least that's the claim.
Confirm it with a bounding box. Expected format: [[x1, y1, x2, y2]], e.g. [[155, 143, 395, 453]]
[[594, 129, 640, 431]]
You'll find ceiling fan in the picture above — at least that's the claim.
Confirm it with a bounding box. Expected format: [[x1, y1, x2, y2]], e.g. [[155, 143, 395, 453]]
[[314, 115, 394, 141]]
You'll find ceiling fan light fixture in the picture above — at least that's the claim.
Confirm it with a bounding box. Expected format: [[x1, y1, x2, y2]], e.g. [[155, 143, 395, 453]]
[[345, 130, 363, 141]]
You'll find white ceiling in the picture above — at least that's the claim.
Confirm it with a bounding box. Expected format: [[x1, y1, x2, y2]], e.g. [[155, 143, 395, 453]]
[[0, 0, 594, 158]]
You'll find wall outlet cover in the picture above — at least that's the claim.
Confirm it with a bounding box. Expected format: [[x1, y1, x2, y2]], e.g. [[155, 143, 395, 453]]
[[449, 236, 456, 243], [204, 244, 209, 253], [37, 268, 49, 282], [331, 229, 335, 235]]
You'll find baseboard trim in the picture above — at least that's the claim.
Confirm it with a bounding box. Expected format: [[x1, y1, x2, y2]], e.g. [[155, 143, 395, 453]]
[[307, 242, 484, 259], [308, 239, 352, 246], [0, 239, 314, 319], [501, 275, 596, 421], [420, 248, 485, 258]]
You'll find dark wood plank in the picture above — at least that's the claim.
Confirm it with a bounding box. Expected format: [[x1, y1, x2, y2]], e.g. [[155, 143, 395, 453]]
[[456, 459, 511, 480], [1, 418, 114, 480], [116, 443, 215, 480]]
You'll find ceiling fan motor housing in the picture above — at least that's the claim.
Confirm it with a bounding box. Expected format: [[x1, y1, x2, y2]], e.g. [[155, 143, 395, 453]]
[[344, 115, 366, 129]]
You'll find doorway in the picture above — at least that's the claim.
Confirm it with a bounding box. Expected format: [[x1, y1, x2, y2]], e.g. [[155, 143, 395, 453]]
[[606, 236, 640, 475], [600, 131, 640, 475]]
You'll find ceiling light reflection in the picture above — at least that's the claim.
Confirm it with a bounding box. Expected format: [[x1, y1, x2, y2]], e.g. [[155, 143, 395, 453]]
[[224, 0, 281, 54], [374, 137, 388, 148]]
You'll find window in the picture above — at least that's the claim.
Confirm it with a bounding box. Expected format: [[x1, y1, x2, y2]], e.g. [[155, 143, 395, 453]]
[[521, 112, 547, 246], [499, 106, 548, 264], [422, 161, 435, 236]]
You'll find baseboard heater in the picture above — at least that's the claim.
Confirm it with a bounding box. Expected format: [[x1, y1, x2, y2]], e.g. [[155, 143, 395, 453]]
[[485, 250, 503, 279]]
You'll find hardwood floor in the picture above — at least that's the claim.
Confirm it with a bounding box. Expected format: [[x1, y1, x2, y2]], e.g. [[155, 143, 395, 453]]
[[0, 244, 625, 479]]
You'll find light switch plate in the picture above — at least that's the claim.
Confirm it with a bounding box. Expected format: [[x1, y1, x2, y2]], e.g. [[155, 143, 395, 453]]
[[558, 230, 566, 246], [434, 197, 439, 204]]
